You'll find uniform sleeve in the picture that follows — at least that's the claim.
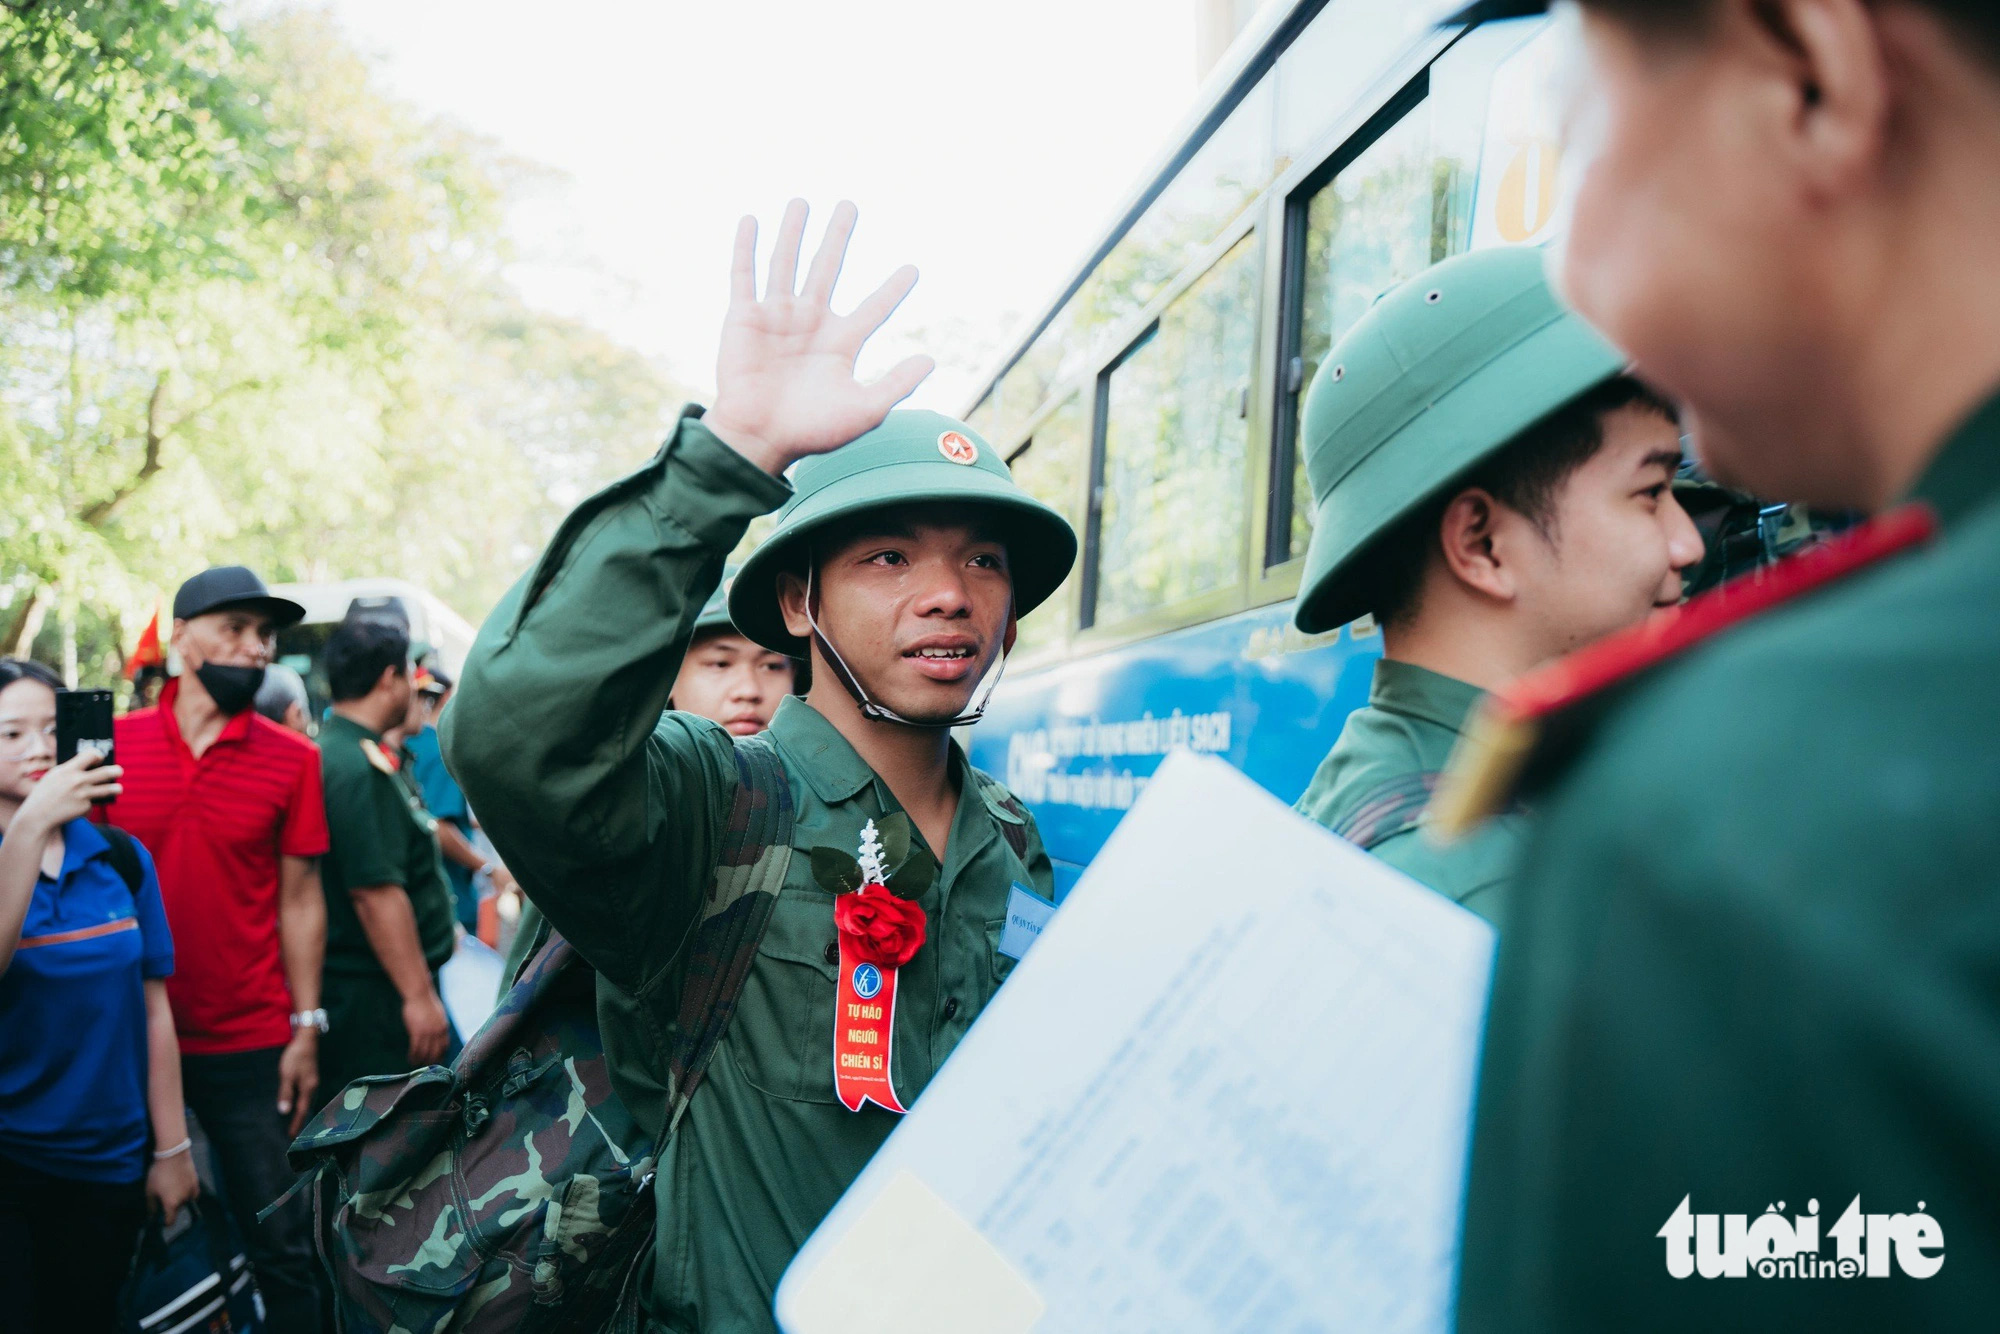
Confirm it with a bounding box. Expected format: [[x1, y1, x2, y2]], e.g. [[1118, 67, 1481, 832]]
[[324, 766, 413, 890], [442, 410, 792, 999], [130, 839, 174, 980], [280, 744, 331, 859]]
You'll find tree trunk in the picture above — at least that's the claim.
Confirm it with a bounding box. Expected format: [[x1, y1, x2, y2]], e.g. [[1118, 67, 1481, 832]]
[[4, 582, 53, 657]]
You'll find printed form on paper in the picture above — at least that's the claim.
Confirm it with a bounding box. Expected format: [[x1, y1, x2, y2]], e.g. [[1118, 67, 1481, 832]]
[[775, 751, 1497, 1334]]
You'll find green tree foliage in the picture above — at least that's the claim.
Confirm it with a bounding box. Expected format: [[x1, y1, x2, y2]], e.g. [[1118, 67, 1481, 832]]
[[0, 2, 690, 682]]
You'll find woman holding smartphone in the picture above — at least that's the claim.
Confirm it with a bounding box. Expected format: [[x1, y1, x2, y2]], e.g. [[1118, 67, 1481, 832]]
[[0, 657, 199, 1332]]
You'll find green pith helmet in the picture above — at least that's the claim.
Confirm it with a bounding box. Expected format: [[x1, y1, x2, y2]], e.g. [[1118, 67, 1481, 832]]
[[1292, 245, 1628, 635], [729, 408, 1078, 657], [693, 568, 739, 636]]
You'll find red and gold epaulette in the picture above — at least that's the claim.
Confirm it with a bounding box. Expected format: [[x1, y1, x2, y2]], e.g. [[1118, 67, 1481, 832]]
[[1428, 503, 1938, 839], [360, 737, 399, 775]]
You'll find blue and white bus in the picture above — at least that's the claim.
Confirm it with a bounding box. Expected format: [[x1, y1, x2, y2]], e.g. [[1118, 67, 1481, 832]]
[[959, 3, 1576, 896]]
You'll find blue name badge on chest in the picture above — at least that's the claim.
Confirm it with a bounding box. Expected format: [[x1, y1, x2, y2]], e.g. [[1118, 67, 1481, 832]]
[[997, 882, 1056, 962]]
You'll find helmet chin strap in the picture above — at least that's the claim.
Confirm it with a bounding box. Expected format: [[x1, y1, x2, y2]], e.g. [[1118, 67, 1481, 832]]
[[803, 565, 1008, 729]]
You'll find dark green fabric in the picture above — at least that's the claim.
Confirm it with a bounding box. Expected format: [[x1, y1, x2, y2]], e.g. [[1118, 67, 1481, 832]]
[[442, 411, 1055, 1333], [319, 711, 458, 977], [317, 968, 436, 1102], [1458, 390, 2000, 1329], [1294, 658, 1522, 924]]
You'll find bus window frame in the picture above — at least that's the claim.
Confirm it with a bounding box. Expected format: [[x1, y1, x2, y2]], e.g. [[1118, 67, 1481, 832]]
[[1078, 221, 1266, 639], [1001, 391, 1091, 668], [967, 11, 1480, 660], [1263, 70, 1434, 575]]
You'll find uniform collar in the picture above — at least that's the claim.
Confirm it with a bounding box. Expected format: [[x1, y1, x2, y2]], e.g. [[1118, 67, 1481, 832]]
[[1909, 385, 2000, 528], [768, 696, 877, 804], [1368, 658, 1487, 737], [321, 710, 382, 744], [765, 695, 1004, 830]]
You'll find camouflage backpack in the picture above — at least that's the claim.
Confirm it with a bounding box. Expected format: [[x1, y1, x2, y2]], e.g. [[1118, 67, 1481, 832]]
[[279, 735, 795, 1334]]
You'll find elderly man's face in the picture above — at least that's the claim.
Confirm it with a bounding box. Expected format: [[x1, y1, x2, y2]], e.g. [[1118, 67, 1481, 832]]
[[174, 607, 277, 673]]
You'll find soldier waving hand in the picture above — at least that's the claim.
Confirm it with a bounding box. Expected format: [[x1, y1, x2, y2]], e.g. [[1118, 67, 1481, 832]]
[[444, 201, 1069, 1333]]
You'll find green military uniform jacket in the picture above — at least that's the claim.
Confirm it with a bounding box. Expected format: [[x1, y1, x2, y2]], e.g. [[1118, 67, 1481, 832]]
[[443, 413, 1054, 1333], [1457, 391, 2000, 1329], [317, 711, 459, 1099], [1294, 658, 1521, 924]]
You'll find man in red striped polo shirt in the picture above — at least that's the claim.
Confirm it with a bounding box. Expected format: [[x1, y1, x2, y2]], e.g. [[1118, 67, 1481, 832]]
[[105, 566, 330, 1334]]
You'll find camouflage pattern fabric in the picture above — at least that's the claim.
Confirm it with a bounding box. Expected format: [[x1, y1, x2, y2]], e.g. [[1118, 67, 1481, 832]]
[[283, 734, 795, 1334], [665, 736, 794, 1132]]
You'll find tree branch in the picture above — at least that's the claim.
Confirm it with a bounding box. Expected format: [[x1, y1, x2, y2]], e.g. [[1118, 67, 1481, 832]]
[[77, 371, 170, 527]]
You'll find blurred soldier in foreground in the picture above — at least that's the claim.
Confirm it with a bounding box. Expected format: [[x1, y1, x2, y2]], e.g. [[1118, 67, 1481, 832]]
[[445, 201, 1066, 1330], [1442, 0, 2000, 1326], [1290, 245, 1701, 920]]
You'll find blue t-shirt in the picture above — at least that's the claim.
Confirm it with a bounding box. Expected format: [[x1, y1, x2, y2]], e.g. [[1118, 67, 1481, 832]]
[[0, 818, 174, 1184], [405, 723, 477, 928]]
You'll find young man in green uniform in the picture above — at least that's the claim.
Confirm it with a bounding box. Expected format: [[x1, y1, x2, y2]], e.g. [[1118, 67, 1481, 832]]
[[315, 617, 459, 1110], [443, 200, 1070, 1332], [1290, 244, 1703, 920], [1439, 0, 2000, 1326]]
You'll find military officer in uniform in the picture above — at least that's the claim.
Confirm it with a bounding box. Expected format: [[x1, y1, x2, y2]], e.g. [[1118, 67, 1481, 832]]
[[314, 616, 458, 1109], [444, 200, 1068, 1332], [1290, 244, 1703, 919], [1437, 0, 2000, 1327]]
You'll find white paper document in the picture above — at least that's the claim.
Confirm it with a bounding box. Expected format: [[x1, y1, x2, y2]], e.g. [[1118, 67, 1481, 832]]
[[776, 752, 1497, 1334]]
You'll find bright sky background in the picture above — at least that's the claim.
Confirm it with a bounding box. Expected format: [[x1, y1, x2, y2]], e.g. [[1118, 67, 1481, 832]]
[[301, 0, 1215, 412]]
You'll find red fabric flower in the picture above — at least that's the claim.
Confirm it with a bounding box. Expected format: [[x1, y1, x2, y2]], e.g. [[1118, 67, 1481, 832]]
[[834, 883, 927, 968]]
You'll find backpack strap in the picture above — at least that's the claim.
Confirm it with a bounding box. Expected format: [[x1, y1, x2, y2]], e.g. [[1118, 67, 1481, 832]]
[[1330, 771, 1441, 852], [96, 824, 144, 896], [662, 733, 795, 1133]]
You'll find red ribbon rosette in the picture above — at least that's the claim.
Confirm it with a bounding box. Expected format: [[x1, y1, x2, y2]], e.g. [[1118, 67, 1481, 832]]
[[833, 882, 927, 967]]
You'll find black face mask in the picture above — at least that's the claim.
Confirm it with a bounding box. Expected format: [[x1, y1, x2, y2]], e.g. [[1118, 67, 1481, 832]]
[[194, 661, 265, 715]]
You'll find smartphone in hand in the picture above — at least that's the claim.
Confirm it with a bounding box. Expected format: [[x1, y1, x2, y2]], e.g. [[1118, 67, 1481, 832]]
[[55, 688, 116, 802]]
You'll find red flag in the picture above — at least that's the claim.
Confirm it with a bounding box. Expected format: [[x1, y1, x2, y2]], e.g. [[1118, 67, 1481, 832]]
[[125, 602, 165, 679]]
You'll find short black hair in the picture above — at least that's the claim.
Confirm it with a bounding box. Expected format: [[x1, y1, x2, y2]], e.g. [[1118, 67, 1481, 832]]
[[0, 657, 62, 695], [1581, 0, 1999, 70], [325, 617, 410, 703], [1359, 375, 1681, 628]]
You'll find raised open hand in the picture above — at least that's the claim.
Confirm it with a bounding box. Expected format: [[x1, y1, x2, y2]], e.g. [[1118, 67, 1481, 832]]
[[703, 199, 935, 475]]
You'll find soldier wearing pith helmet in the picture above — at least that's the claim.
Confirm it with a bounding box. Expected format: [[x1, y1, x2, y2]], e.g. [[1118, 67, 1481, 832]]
[[445, 200, 1067, 1332], [1290, 243, 1701, 920]]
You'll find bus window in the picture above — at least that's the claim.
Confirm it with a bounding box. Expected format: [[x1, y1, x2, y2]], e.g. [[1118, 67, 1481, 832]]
[[1089, 233, 1260, 629], [1051, 86, 1276, 429], [1276, 96, 1459, 564], [1005, 390, 1089, 656], [966, 393, 996, 442], [1273, 0, 1439, 173], [1270, 18, 1563, 566]]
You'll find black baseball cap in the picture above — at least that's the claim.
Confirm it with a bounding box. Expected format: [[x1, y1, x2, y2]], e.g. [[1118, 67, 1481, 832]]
[[172, 566, 306, 629]]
